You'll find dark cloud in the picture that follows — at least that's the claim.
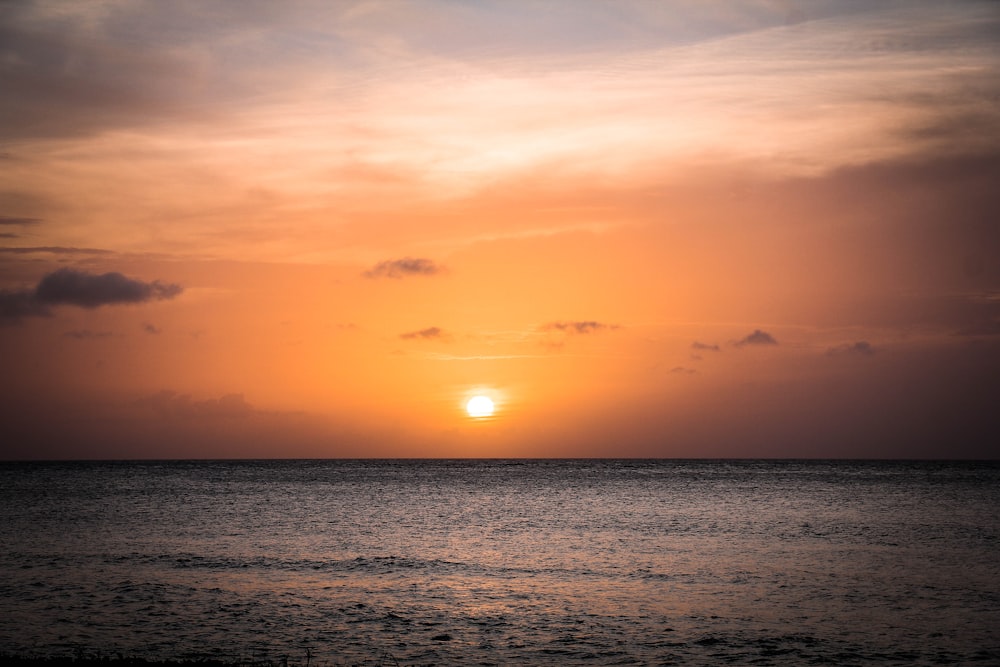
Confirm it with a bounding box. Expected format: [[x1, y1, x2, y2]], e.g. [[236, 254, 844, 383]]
[[0, 268, 183, 323], [400, 326, 447, 340], [735, 329, 778, 347], [0, 289, 49, 322], [827, 341, 875, 357], [0, 216, 41, 226], [692, 341, 720, 351], [364, 257, 444, 279], [541, 321, 619, 334], [142, 322, 162, 335], [35, 268, 182, 308]]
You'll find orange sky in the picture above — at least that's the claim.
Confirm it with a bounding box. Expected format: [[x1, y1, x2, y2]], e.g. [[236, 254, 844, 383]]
[[1, 1, 998, 459]]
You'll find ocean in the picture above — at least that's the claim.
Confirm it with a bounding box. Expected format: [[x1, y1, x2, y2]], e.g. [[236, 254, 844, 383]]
[[0, 460, 998, 665]]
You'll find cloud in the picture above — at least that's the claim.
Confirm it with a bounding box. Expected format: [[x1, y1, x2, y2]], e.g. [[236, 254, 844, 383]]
[[692, 341, 720, 351], [956, 321, 1000, 337], [0, 2, 213, 142], [364, 257, 444, 279], [827, 341, 876, 357], [735, 329, 778, 347], [541, 321, 619, 335], [137, 391, 256, 420], [34, 268, 182, 308], [0, 268, 183, 323], [142, 322, 162, 335], [0, 289, 48, 322], [64, 329, 113, 340], [0, 216, 40, 226], [400, 326, 447, 340], [538, 320, 621, 349], [0, 246, 113, 255], [670, 366, 697, 375]]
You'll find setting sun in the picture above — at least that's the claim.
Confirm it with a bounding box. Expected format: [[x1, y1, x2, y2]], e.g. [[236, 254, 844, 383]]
[[466, 395, 495, 418]]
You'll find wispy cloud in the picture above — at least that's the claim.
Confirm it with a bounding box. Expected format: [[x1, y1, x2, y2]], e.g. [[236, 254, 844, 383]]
[[364, 258, 444, 279], [0, 246, 114, 255], [0, 216, 41, 226], [2, 1, 995, 264], [692, 341, 720, 352], [538, 320, 621, 349], [421, 352, 556, 361], [63, 329, 114, 340], [541, 321, 619, 335], [827, 341, 875, 357], [137, 391, 256, 420], [400, 326, 448, 341]]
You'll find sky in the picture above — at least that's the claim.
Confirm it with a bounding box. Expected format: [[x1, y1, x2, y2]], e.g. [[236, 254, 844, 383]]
[[1, 0, 999, 459]]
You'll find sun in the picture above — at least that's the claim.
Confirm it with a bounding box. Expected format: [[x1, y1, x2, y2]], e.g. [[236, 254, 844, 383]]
[[466, 395, 495, 418]]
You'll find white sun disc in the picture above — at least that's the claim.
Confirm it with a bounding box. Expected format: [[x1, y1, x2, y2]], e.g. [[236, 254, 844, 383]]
[[466, 395, 495, 418]]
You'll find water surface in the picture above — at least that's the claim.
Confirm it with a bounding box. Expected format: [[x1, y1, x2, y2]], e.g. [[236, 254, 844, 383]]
[[1, 460, 998, 665]]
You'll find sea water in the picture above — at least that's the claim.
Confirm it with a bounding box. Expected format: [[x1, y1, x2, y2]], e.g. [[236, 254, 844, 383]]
[[0, 460, 998, 665]]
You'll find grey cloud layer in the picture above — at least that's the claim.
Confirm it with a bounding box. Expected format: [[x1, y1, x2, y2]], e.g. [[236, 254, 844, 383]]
[[4, 0, 995, 153]]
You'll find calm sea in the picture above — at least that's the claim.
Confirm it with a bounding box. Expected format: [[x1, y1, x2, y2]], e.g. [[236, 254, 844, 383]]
[[1, 460, 998, 665]]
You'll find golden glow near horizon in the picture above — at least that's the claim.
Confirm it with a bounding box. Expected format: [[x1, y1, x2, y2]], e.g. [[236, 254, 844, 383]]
[[0, 1, 998, 459]]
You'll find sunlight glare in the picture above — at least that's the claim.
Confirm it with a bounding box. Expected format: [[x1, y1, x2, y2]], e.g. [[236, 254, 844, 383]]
[[466, 395, 495, 418]]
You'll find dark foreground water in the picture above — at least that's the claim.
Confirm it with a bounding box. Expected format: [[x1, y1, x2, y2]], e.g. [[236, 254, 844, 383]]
[[1, 460, 998, 666]]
